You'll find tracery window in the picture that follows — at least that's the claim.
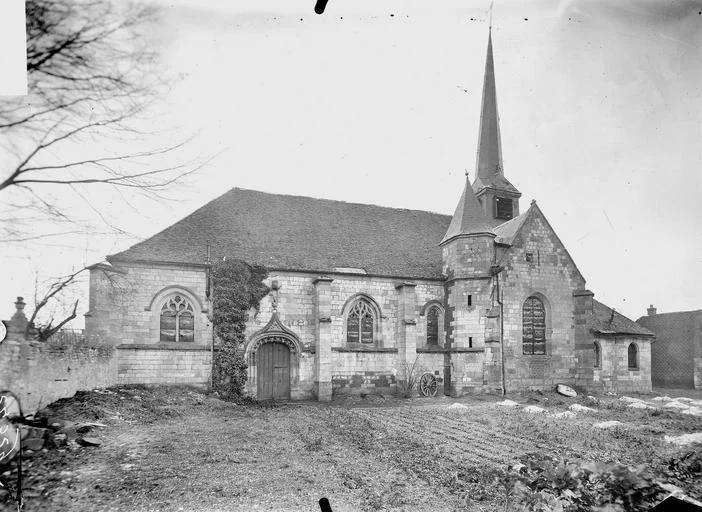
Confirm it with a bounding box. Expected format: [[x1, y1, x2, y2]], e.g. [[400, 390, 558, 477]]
[[628, 343, 638, 370], [347, 300, 374, 344], [160, 294, 194, 342], [426, 306, 440, 345], [594, 342, 601, 368], [522, 296, 546, 355]]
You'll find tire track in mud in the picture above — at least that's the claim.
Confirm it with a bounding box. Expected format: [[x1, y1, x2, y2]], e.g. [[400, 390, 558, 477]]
[[417, 405, 582, 459], [350, 408, 511, 468], [351, 405, 579, 469]]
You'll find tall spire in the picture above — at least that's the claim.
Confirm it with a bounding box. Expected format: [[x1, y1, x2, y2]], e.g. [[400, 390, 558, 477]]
[[474, 27, 504, 188], [471, 28, 521, 225]]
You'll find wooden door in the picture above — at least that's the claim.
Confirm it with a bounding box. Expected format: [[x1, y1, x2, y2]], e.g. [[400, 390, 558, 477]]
[[257, 342, 290, 400]]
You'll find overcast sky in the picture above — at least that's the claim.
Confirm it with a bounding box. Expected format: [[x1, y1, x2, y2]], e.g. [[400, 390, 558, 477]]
[[2, 0, 701, 325]]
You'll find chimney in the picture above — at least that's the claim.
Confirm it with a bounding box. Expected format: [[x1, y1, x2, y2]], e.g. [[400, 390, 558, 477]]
[[647, 304, 657, 316]]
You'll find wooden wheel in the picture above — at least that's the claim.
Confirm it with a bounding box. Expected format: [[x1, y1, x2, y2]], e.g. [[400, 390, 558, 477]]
[[419, 373, 438, 397]]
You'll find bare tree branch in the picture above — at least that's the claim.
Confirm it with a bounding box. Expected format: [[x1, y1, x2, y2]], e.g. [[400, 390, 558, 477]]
[[36, 299, 78, 340], [1, 0, 202, 240]]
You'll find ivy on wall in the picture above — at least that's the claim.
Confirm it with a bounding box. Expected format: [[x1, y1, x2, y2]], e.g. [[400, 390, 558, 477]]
[[211, 259, 269, 399]]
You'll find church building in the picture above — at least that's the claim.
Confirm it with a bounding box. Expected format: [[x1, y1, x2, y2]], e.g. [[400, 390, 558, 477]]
[[85, 31, 654, 400]]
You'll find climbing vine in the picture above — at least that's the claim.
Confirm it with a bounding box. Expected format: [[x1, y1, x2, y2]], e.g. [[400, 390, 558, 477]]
[[211, 259, 269, 400]]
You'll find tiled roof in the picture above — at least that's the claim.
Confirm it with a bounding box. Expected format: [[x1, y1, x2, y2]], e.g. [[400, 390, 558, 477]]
[[637, 310, 702, 340], [592, 300, 655, 337], [108, 188, 452, 279], [493, 210, 529, 245]]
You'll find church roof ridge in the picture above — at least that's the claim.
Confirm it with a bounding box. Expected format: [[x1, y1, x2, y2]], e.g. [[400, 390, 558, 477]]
[[214, 187, 455, 217], [108, 186, 453, 279]]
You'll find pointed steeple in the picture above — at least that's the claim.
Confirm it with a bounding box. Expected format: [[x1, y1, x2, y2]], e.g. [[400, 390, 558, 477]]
[[474, 28, 503, 188], [440, 172, 494, 245], [471, 29, 521, 225]]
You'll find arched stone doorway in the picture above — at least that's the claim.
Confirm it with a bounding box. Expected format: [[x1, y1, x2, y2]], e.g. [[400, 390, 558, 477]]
[[256, 338, 291, 400], [244, 312, 301, 400]]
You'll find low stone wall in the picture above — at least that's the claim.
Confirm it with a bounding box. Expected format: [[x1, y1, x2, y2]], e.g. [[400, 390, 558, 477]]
[[330, 350, 399, 396], [116, 345, 212, 388], [0, 335, 117, 415]]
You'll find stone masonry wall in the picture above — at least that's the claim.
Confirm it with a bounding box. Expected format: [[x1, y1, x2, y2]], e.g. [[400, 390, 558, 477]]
[[243, 271, 445, 398], [0, 334, 117, 415], [590, 337, 651, 393], [86, 262, 214, 388], [86, 262, 212, 347], [116, 346, 212, 387], [498, 211, 586, 392]]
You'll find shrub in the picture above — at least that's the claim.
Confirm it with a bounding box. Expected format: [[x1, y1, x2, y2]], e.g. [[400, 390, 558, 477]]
[[210, 259, 269, 400], [395, 357, 420, 398], [497, 453, 668, 512]]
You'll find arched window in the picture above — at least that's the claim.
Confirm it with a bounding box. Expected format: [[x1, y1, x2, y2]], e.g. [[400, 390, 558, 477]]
[[347, 300, 374, 344], [627, 343, 638, 369], [426, 306, 440, 345], [522, 296, 546, 355], [594, 342, 601, 368], [160, 294, 194, 342]]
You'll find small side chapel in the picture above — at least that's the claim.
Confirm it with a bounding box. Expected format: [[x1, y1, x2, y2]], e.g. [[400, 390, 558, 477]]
[[85, 31, 654, 400]]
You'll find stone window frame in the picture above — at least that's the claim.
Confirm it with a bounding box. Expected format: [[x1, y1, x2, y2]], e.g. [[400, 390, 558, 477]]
[[159, 294, 195, 342], [593, 341, 602, 368], [419, 300, 445, 347], [519, 292, 553, 356], [341, 293, 383, 347], [627, 342, 638, 370], [148, 286, 205, 345]]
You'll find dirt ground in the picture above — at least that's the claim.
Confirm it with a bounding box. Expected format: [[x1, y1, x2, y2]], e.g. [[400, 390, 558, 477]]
[[1, 386, 700, 512]]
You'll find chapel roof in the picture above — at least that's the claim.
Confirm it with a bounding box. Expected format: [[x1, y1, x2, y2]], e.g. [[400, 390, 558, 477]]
[[108, 187, 452, 279], [591, 299, 655, 337]]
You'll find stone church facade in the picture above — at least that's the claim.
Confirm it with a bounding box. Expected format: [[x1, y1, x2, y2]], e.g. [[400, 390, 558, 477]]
[[85, 31, 654, 400]]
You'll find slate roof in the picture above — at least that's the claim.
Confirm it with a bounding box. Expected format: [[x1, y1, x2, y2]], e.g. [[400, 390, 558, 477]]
[[440, 178, 496, 244], [591, 299, 655, 337], [108, 188, 452, 279], [472, 29, 520, 197]]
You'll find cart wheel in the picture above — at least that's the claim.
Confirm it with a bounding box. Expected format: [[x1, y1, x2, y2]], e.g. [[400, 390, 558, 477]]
[[419, 373, 438, 397]]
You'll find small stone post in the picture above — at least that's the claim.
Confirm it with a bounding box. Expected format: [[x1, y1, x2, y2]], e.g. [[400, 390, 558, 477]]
[[7, 296, 29, 340]]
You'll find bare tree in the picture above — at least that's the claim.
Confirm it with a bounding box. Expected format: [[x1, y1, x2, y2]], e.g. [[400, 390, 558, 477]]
[[26, 263, 129, 340], [0, 0, 202, 241], [27, 267, 85, 340]]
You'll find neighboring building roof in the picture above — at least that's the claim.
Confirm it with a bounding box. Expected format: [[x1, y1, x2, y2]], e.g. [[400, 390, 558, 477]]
[[637, 309, 702, 340], [108, 188, 452, 279], [440, 177, 496, 245], [592, 299, 655, 337]]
